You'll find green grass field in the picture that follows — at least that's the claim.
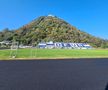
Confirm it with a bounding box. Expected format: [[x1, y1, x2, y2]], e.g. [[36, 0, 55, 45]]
[[0, 49, 108, 60]]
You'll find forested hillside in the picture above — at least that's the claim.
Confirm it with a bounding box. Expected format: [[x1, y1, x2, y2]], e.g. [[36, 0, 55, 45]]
[[0, 15, 108, 48]]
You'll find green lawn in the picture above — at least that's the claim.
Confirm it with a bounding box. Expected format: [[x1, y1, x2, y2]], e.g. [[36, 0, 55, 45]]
[[0, 49, 108, 60]]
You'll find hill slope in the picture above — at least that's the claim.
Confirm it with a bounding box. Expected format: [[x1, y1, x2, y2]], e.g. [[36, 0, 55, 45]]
[[0, 15, 108, 48]]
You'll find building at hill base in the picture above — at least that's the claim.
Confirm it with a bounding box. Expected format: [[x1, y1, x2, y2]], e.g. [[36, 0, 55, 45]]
[[38, 41, 92, 49]]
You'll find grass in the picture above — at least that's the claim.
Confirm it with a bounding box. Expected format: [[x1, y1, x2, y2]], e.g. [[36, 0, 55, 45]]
[[0, 48, 108, 60]]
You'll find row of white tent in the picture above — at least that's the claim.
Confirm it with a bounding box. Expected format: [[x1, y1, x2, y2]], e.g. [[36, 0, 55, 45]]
[[38, 41, 92, 49], [0, 41, 11, 45]]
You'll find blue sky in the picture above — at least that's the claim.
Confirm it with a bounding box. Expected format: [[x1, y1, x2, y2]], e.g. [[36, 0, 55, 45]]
[[0, 0, 108, 39]]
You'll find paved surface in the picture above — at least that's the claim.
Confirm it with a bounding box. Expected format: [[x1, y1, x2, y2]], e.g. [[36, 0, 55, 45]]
[[0, 58, 108, 90]]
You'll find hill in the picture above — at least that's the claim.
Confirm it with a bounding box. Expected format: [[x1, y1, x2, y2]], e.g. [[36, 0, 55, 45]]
[[0, 15, 108, 48]]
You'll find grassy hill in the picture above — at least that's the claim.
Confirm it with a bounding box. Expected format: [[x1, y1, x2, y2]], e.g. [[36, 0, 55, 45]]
[[0, 15, 108, 48]]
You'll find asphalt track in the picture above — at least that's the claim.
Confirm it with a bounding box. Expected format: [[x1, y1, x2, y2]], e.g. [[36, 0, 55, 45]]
[[0, 58, 108, 90]]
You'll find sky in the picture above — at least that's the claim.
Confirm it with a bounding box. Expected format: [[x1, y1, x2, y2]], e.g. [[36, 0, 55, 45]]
[[0, 0, 108, 39]]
